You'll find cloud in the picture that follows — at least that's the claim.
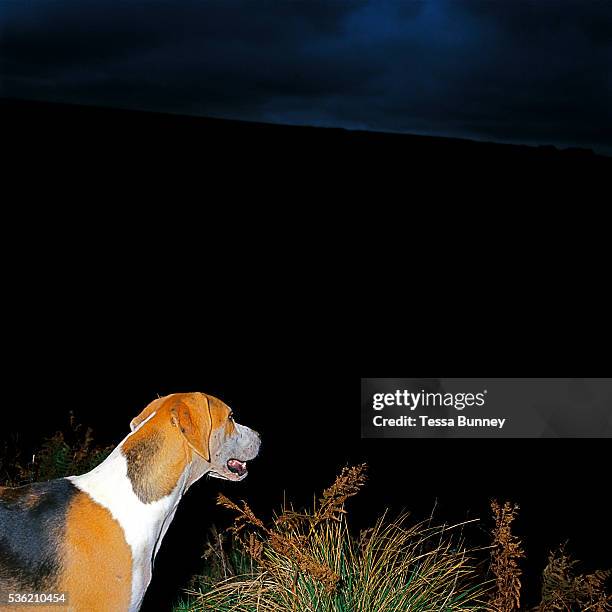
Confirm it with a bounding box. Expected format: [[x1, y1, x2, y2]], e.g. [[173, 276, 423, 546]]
[[1, 0, 610, 152]]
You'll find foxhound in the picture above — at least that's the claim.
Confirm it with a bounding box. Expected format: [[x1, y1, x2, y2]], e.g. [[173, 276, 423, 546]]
[[0, 392, 260, 611]]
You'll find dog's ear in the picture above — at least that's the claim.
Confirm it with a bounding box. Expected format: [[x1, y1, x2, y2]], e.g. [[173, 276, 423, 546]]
[[170, 395, 213, 462], [130, 396, 169, 431]]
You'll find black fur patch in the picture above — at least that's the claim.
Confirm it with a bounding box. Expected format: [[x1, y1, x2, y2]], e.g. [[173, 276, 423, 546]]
[[0, 479, 78, 594]]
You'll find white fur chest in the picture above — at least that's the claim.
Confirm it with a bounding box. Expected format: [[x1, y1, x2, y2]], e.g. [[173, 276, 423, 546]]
[[68, 445, 186, 611]]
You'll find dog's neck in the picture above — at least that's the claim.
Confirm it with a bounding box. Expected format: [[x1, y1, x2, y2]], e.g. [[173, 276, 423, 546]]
[[68, 428, 192, 547], [121, 415, 194, 503]]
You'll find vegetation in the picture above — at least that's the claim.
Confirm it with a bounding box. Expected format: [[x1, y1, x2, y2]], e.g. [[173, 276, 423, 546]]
[[176, 465, 490, 612], [487, 502, 611, 612], [0, 412, 112, 486], [489, 501, 524, 612], [175, 469, 611, 612], [535, 543, 612, 612]]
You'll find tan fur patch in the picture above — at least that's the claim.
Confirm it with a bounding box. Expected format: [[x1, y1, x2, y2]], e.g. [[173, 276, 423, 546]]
[[57, 492, 132, 612], [122, 418, 189, 504]]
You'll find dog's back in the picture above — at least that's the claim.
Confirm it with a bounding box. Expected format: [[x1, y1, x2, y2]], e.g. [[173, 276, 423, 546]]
[[0, 479, 77, 596]]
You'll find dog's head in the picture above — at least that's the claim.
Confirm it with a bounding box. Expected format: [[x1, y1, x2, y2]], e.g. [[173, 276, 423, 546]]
[[129, 392, 260, 483]]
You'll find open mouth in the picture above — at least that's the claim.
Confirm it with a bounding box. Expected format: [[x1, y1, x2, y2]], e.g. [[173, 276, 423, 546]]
[[227, 459, 248, 477]]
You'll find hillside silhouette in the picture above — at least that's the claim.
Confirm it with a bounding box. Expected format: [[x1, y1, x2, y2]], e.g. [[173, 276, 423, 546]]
[[3, 98, 609, 179]]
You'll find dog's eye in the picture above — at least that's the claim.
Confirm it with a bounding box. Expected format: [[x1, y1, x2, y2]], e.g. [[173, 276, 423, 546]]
[[228, 414, 234, 421]]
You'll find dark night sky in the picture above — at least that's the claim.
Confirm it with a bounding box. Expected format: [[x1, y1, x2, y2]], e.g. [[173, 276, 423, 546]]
[[1, 0, 611, 153]]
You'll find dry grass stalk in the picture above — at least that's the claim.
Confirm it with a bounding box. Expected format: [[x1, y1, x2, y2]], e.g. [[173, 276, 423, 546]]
[[315, 463, 368, 524], [274, 463, 368, 535], [216, 462, 369, 592], [490, 500, 524, 612]]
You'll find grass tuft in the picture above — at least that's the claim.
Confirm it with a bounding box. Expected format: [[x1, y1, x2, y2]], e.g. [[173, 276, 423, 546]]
[[180, 464, 490, 611]]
